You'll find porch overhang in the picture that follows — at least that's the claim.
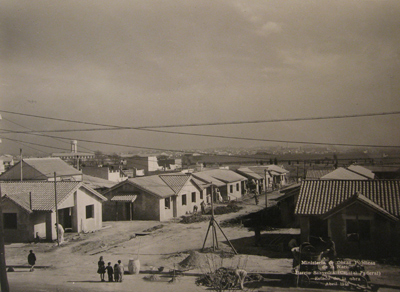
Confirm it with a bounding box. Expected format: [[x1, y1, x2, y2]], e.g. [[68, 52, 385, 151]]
[[111, 195, 137, 203]]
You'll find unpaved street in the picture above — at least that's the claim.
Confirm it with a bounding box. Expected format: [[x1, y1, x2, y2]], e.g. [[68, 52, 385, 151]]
[[4, 193, 400, 292]]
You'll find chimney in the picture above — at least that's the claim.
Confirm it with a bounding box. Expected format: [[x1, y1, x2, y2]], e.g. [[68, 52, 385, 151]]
[[29, 192, 32, 210]]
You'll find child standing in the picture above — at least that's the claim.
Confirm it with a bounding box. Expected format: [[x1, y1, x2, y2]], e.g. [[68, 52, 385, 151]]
[[114, 263, 120, 282], [106, 262, 113, 282]]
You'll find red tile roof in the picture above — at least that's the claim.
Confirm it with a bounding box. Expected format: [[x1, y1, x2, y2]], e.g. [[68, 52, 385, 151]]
[[295, 180, 400, 217]]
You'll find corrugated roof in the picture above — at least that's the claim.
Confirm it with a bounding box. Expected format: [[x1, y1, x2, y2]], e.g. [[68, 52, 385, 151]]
[[24, 157, 82, 178], [236, 167, 263, 180], [82, 174, 118, 189], [295, 180, 400, 217], [191, 172, 225, 187], [347, 165, 375, 179], [248, 165, 289, 176], [320, 167, 368, 180], [0, 181, 106, 211], [111, 195, 137, 202], [191, 177, 210, 190], [195, 169, 247, 183]]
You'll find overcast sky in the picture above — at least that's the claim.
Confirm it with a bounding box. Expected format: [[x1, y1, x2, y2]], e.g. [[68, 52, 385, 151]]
[[1, 0, 400, 156]]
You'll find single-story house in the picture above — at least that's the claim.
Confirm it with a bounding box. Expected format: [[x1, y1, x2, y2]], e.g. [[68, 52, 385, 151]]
[[191, 169, 247, 201], [0, 157, 82, 182], [276, 183, 301, 227], [102, 173, 205, 221], [246, 165, 289, 191], [295, 180, 400, 258], [365, 165, 400, 179], [235, 167, 263, 194], [305, 169, 334, 179], [320, 167, 369, 180], [1, 181, 107, 242]]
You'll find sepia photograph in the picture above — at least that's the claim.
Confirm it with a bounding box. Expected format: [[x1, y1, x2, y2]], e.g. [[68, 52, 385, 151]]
[[1, 0, 400, 291]]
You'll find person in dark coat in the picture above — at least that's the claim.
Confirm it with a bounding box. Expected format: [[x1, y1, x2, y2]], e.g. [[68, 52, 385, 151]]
[[97, 256, 106, 282], [28, 250, 36, 272], [114, 263, 120, 282], [106, 262, 114, 282]]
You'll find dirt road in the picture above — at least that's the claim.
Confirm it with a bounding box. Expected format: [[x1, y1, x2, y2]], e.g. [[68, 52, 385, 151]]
[[4, 191, 400, 291]]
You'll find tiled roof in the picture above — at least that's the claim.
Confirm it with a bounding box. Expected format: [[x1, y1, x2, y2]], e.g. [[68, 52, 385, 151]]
[[236, 167, 263, 180], [295, 180, 400, 217], [320, 167, 368, 180], [111, 195, 137, 202], [0, 181, 106, 211], [321, 192, 398, 221], [306, 169, 333, 179], [347, 165, 375, 179], [159, 174, 190, 193], [24, 157, 82, 178], [3, 193, 33, 213]]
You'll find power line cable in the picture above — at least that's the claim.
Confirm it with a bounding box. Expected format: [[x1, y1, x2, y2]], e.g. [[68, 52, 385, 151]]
[[1, 109, 400, 130]]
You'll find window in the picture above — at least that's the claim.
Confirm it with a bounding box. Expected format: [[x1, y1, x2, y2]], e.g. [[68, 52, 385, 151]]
[[230, 185, 233, 193], [346, 219, 370, 241], [191, 192, 196, 203], [200, 192, 203, 200], [86, 205, 94, 219], [3, 213, 17, 229], [236, 183, 239, 191], [165, 198, 171, 209], [182, 194, 187, 206]]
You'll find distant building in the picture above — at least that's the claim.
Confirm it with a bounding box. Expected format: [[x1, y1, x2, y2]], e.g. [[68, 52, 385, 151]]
[[81, 166, 128, 183], [124, 155, 161, 175], [0, 157, 82, 182], [52, 140, 95, 168], [0, 155, 14, 174]]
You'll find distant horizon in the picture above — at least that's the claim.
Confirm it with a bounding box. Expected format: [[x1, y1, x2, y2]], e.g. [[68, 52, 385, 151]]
[[2, 0, 400, 156]]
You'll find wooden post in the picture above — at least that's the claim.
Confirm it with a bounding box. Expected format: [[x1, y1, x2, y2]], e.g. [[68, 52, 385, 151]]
[[264, 169, 268, 208], [0, 186, 10, 291], [20, 148, 23, 181], [54, 172, 59, 246]]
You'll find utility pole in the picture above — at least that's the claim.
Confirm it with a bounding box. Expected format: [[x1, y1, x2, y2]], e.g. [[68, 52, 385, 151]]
[[0, 192, 10, 292], [20, 148, 23, 181], [264, 169, 268, 208], [0, 121, 10, 291], [54, 172, 59, 246]]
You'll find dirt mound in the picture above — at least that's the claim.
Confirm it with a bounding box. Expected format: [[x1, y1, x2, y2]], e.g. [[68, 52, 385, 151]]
[[178, 251, 208, 269]]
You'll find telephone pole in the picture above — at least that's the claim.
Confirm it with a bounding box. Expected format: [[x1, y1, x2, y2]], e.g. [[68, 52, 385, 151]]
[[0, 114, 10, 291]]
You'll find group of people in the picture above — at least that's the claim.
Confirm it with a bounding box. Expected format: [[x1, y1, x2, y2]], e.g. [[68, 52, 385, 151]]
[[97, 256, 124, 282]]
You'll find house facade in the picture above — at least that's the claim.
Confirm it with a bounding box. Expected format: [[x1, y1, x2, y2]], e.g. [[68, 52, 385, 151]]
[[295, 180, 400, 258], [191, 169, 247, 201], [102, 173, 204, 221], [1, 181, 107, 242]]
